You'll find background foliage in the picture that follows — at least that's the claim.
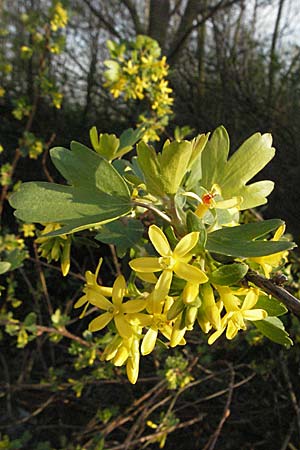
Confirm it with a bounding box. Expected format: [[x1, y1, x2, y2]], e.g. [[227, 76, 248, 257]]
[[1, 1, 300, 449]]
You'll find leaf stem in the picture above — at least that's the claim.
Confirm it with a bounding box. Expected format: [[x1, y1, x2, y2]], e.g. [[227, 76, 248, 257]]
[[133, 200, 172, 224]]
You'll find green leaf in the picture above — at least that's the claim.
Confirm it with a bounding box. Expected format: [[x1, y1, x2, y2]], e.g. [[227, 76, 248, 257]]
[[95, 218, 144, 257], [201, 126, 275, 209], [118, 127, 144, 155], [5, 248, 27, 270], [254, 317, 293, 347], [186, 211, 207, 251], [255, 295, 288, 317], [136, 142, 165, 197], [206, 219, 295, 257], [89, 126, 99, 151], [98, 133, 120, 160], [0, 261, 11, 274], [104, 60, 120, 82], [209, 263, 249, 286], [89, 127, 120, 160], [10, 142, 132, 235], [159, 140, 193, 194]]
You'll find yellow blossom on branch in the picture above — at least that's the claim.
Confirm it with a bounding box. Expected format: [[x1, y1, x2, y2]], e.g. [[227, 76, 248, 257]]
[[129, 224, 208, 288], [208, 287, 267, 344], [88, 274, 147, 339]]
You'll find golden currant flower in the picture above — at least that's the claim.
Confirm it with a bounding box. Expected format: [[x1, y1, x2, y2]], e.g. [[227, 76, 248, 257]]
[[88, 275, 147, 339], [197, 283, 222, 333], [208, 288, 267, 344], [129, 225, 208, 292], [74, 258, 113, 317]]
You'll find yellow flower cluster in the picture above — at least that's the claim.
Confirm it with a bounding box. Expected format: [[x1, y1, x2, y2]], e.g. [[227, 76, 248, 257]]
[[104, 36, 174, 142], [50, 2, 68, 32], [75, 225, 271, 384]]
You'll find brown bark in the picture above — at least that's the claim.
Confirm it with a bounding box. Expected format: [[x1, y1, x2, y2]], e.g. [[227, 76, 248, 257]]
[[148, 0, 170, 52]]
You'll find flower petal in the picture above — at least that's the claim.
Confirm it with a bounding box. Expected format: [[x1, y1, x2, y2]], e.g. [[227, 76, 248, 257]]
[[123, 299, 147, 313], [149, 225, 171, 256], [243, 309, 267, 321], [129, 257, 161, 273], [127, 312, 152, 327], [89, 312, 113, 332], [152, 270, 173, 314], [141, 327, 158, 355], [174, 261, 208, 283], [114, 315, 134, 339], [208, 326, 225, 345], [174, 232, 199, 258], [113, 345, 129, 366], [242, 289, 258, 311], [88, 292, 113, 310], [74, 294, 88, 309], [112, 275, 126, 305], [126, 353, 140, 384], [226, 320, 239, 340], [136, 272, 157, 283]]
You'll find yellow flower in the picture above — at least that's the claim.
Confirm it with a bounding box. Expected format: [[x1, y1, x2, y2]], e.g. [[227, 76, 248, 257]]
[[0, 86, 5, 97], [75, 258, 113, 317], [141, 292, 173, 356], [21, 223, 36, 238], [208, 288, 267, 344], [194, 184, 242, 219], [197, 283, 222, 333], [124, 60, 138, 75], [88, 275, 147, 339], [101, 326, 142, 384], [50, 2, 68, 31], [249, 225, 288, 277], [129, 225, 208, 294]]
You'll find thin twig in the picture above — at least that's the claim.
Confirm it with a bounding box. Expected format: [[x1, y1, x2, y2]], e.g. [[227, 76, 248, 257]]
[[203, 363, 235, 450], [109, 244, 122, 276], [108, 416, 204, 449], [280, 355, 300, 441], [0, 395, 56, 428], [42, 132, 56, 182], [33, 242, 53, 316]]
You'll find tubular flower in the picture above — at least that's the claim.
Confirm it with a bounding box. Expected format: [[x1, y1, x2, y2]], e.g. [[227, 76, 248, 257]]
[[208, 288, 267, 344], [249, 225, 288, 277], [129, 225, 208, 292], [141, 294, 174, 356], [197, 283, 222, 333], [88, 275, 147, 339], [194, 184, 242, 219], [74, 258, 113, 318], [101, 325, 143, 384]]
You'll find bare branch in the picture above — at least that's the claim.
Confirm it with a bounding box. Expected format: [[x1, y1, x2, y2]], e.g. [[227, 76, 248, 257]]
[[121, 0, 145, 34], [168, 0, 244, 64], [82, 0, 122, 39]]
